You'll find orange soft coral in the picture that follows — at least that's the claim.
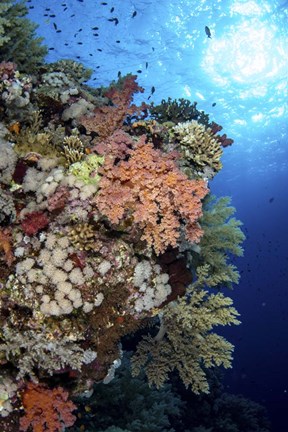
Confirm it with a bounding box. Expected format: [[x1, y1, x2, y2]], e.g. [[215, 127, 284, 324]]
[[96, 135, 208, 254], [80, 75, 148, 140], [20, 383, 76, 432], [0, 227, 15, 267]]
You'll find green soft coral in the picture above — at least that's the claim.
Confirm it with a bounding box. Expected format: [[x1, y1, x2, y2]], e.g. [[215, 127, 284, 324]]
[[68, 154, 104, 185], [131, 288, 240, 394], [0, 0, 47, 73], [191, 194, 246, 289]]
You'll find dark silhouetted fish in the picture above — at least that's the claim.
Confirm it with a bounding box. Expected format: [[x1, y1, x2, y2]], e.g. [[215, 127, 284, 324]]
[[205, 26, 212, 38]]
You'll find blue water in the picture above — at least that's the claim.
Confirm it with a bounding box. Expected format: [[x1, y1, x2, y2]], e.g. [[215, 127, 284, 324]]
[[26, 0, 288, 430]]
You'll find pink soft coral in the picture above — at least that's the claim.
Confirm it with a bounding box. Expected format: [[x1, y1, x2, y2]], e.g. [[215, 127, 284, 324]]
[[80, 75, 148, 140], [95, 135, 208, 254], [20, 383, 76, 432]]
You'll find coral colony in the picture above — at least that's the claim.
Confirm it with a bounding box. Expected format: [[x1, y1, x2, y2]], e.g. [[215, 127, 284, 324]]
[[0, 3, 245, 432]]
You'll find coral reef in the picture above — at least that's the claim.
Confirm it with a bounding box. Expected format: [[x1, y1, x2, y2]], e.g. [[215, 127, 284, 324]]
[[0, 43, 244, 431]]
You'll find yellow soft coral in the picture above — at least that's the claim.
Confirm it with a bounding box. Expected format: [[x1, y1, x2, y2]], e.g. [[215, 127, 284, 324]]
[[172, 120, 223, 176], [131, 287, 240, 394]]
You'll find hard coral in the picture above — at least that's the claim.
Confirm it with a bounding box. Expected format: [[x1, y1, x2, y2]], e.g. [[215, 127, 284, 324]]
[[96, 136, 208, 254], [20, 382, 76, 432], [172, 120, 223, 177]]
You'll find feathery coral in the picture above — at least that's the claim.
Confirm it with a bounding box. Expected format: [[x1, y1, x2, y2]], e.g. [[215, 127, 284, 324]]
[[132, 288, 240, 393]]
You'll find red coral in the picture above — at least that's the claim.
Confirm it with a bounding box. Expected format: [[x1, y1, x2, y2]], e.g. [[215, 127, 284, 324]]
[[21, 211, 49, 236], [95, 137, 208, 254], [20, 382, 76, 432], [80, 75, 148, 140], [210, 121, 234, 147]]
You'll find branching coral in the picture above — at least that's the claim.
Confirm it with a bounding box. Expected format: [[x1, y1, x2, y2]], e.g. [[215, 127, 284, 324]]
[[172, 120, 223, 177], [149, 97, 211, 127], [96, 135, 208, 254], [20, 382, 76, 432]]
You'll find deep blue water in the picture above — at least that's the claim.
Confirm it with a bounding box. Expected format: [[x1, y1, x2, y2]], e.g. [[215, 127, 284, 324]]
[[26, 0, 288, 430]]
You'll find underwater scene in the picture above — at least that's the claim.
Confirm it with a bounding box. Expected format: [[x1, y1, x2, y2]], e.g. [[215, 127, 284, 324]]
[[0, 0, 287, 431]]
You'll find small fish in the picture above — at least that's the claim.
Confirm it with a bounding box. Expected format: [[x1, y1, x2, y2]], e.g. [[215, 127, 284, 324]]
[[63, 7, 67, 11], [137, 69, 142, 73], [101, 2, 108, 4], [145, 62, 148, 69], [108, 17, 119, 25], [269, 197, 274, 203], [205, 26, 212, 38], [78, 28, 83, 32], [110, 7, 114, 13], [152, 47, 155, 51], [53, 22, 57, 30], [97, 48, 103, 52], [49, 14, 56, 18], [92, 26, 99, 30], [64, 43, 69, 46], [70, 14, 75, 17], [116, 40, 120, 43], [93, 33, 99, 36], [49, 47, 55, 50], [212, 102, 216, 107], [132, 11, 137, 18], [56, 30, 62, 33], [148, 86, 155, 100], [77, 42, 83, 45], [117, 71, 121, 77]]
